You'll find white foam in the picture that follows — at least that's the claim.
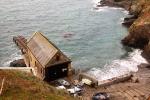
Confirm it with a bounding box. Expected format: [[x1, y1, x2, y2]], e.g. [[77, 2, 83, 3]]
[[93, 6, 110, 12], [3, 51, 22, 67], [92, 0, 101, 9], [119, 10, 129, 24], [93, 6, 128, 13], [120, 17, 125, 23], [123, 10, 129, 15], [92, 0, 130, 14], [92, 0, 101, 4], [87, 49, 148, 81]]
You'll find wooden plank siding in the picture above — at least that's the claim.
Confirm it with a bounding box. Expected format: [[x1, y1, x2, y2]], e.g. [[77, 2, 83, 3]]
[[13, 32, 72, 81]]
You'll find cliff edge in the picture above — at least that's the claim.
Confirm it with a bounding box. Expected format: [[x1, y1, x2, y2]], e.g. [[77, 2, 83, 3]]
[[0, 70, 74, 100], [100, 0, 150, 58], [122, 0, 150, 50]]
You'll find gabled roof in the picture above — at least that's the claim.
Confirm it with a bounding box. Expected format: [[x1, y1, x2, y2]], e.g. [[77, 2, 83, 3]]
[[27, 32, 70, 67]]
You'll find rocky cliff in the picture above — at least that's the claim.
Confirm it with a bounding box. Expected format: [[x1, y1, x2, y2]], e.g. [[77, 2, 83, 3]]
[[101, 0, 150, 58], [100, 0, 132, 10], [122, 0, 150, 50]]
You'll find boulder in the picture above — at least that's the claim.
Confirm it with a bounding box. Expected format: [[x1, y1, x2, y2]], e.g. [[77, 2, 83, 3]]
[[131, 76, 139, 83], [122, 19, 135, 27], [122, 24, 150, 49], [122, 15, 138, 27], [10, 59, 26, 67], [122, 0, 150, 50]]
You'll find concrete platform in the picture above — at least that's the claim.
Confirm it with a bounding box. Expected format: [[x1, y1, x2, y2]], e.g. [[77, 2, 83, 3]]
[[82, 64, 150, 100]]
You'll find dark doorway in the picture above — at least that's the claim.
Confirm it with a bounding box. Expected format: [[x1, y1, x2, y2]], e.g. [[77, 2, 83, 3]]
[[45, 64, 68, 81]]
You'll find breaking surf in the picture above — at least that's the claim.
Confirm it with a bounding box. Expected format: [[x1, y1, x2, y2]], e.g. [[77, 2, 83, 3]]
[[87, 49, 148, 83]]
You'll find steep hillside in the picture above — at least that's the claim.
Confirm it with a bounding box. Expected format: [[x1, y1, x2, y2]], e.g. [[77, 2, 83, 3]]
[[0, 70, 74, 100], [122, 0, 150, 50]]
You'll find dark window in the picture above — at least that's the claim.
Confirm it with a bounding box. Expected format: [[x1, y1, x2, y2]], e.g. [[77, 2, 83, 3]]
[[41, 68, 42, 74], [56, 55, 60, 61]]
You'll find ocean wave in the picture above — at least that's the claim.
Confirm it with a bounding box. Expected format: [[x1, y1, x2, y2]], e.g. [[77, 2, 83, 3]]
[[87, 49, 148, 81], [119, 10, 129, 24], [122, 10, 129, 15], [92, 0, 101, 4], [92, 6, 112, 12], [120, 17, 125, 23], [92, 0, 129, 14], [93, 6, 129, 13], [2, 51, 22, 67]]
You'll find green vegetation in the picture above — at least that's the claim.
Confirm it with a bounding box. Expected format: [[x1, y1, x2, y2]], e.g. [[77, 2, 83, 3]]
[[0, 70, 75, 100]]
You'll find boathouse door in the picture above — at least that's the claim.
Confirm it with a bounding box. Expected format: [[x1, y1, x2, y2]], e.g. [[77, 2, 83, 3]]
[[45, 64, 68, 81]]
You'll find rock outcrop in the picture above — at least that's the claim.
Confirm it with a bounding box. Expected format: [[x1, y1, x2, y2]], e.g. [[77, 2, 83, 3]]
[[122, 23, 150, 49], [100, 0, 150, 58], [10, 59, 26, 67], [99, 0, 132, 10], [121, 0, 150, 50], [122, 15, 138, 27]]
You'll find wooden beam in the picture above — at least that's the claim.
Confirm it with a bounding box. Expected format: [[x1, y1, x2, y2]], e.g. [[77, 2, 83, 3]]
[[0, 77, 5, 96]]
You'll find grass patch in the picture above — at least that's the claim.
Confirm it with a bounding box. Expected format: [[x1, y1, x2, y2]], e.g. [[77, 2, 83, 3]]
[[0, 70, 75, 100]]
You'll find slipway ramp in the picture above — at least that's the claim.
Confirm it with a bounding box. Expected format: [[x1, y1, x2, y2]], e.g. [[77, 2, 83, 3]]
[[79, 49, 148, 87]]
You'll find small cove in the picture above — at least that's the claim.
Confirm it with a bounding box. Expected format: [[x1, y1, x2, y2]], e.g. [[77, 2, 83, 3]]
[[0, 0, 129, 71]]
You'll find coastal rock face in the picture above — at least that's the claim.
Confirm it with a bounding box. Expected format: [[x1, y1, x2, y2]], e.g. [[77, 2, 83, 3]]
[[100, 0, 135, 27], [10, 59, 26, 67], [122, 0, 150, 50], [122, 15, 138, 27], [101, 0, 150, 57], [100, 0, 132, 10], [122, 24, 150, 49]]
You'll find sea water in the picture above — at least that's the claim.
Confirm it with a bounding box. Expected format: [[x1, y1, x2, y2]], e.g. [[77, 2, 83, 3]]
[[87, 49, 148, 82], [0, 0, 147, 78]]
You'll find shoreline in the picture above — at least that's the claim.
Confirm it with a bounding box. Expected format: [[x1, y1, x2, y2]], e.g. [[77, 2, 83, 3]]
[[82, 63, 150, 100], [100, 0, 150, 60], [80, 1, 150, 99], [1, 0, 150, 99]]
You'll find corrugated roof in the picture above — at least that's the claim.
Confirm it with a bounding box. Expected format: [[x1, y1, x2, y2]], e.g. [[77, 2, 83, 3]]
[[27, 32, 58, 67]]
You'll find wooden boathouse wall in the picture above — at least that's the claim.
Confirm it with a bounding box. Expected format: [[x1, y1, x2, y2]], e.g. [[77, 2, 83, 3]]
[[13, 32, 72, 81]]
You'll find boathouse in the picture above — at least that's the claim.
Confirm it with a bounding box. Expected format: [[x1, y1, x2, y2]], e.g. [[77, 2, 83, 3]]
[[21, 32, 72, 81]]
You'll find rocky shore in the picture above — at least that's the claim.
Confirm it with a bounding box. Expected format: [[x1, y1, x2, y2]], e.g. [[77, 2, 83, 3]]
[[5, 0, 150, 99], [100, 0, 150, 59], [99, 0, 132, 10], [10, 59, 26, 67], [82, 2, 150, 99], [121, 0, 150, 50]]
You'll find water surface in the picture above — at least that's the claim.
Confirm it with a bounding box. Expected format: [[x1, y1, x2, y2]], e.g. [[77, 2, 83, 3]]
[[0, 0, 128, 70]]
